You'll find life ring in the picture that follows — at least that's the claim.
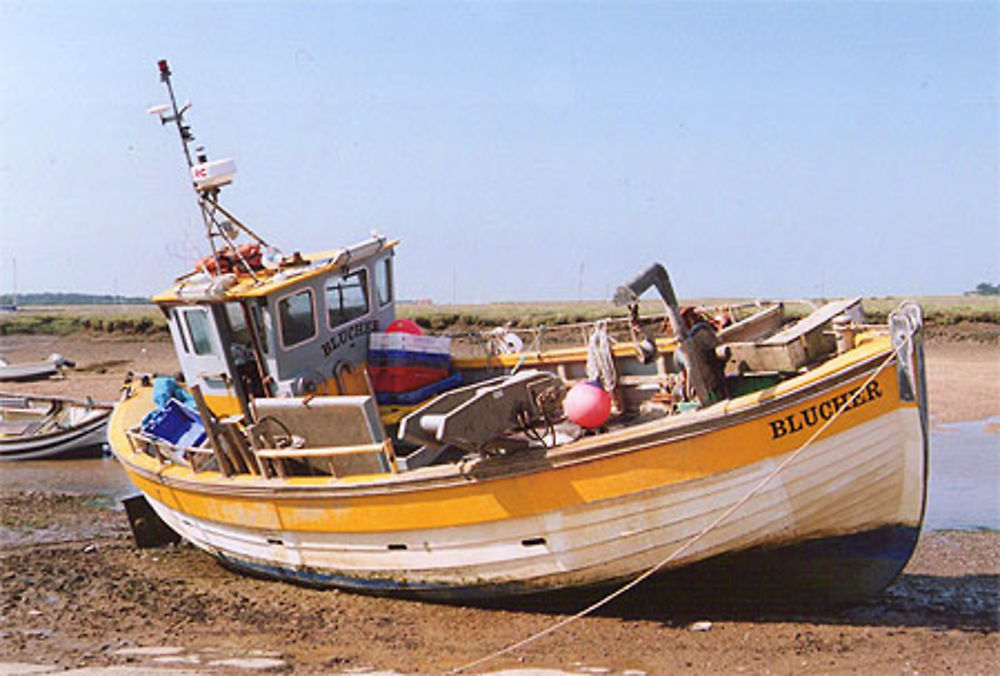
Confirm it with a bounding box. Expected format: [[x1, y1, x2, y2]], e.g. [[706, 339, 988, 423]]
[[194, 243, 263, 275], [235, 243, 262, 270], [195, 252, 233, 275]]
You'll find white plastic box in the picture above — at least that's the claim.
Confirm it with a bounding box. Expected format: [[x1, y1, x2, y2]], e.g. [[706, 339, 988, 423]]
[[369, 332, 451, 356], [191, 158, 236, 191]]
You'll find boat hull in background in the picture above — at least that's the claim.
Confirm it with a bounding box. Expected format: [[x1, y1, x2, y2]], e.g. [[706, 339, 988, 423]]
[[1, 395, 111, 461]]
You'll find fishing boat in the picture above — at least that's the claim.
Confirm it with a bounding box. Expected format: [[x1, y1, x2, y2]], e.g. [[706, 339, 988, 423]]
[[0, 354, 75, 382], [0, 392, 112, 461], [109, 61, 929, 605]]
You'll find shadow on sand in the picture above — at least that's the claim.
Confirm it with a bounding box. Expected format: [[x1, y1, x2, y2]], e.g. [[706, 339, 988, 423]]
[[487, 572, 999, 634]]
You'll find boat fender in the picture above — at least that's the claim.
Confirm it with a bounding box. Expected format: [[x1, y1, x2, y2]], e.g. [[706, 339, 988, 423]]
[[386, 319, 424, 335], [499, 331, 523, 354], [564, 380, 612, 429]]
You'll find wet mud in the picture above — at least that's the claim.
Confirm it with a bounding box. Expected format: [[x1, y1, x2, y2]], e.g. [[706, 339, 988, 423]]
[[1, 502, 996, 674], [1, 326, 998, 673]]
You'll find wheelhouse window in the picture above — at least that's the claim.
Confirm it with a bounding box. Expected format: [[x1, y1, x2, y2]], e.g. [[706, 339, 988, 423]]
[[375, 257, 393, 307], [326, 270, 369, 328], [224, 302, 257, 361], [183, 308, 216, 356], [171, 309, 191, 354], [249, 301, 270, 355], [278, 288, 317, 348], [223, 303, 250, 345]]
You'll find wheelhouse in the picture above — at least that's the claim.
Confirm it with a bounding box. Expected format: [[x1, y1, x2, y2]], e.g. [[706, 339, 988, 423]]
[[155, 235, 398, 417]]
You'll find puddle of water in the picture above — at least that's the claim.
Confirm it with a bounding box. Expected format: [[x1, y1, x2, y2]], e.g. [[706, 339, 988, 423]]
[[926, 418, 999, 531], [0, 455, 137, 504]]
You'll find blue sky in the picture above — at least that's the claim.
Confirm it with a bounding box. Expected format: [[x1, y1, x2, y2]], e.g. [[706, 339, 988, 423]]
[[1, 1, 997, 302]]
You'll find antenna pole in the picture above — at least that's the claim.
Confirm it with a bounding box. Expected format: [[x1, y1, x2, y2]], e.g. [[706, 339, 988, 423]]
[[157, 60, 195, 169], [156, 59, 222, 265], [152, 59, 269, 281]]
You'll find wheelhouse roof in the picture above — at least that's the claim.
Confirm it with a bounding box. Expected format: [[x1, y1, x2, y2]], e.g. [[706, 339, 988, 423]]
[[152, 238, 399, 305]]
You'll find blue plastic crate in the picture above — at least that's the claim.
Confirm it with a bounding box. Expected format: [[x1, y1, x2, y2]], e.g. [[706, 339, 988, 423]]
[[142, 399, 206, 447], [368, 348, 452, 367], [374, 372, 463, 406]]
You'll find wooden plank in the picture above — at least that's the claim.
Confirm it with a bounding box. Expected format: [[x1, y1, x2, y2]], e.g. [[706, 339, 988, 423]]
[[246, 422, 281, 478], [723, 299, 862, 374], [717, 304, 783, 343], [255, 442, 388, 460], [190, 385, 235, 477], [218, 418, 259, 475], [762, 298, 861, 346]]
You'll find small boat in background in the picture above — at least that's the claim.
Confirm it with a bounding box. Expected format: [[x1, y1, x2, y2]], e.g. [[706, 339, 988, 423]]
[[0, 354, 76, 382], [0, 393, 112, 461]]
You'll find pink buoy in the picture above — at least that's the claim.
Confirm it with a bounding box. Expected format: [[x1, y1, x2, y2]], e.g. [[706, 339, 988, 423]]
[[386, 319, 424, 335], [564, 380, 612, 429]]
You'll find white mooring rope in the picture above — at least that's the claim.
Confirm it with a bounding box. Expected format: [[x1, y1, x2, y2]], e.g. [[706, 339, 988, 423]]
[[586, 319, 617, 391], [451, 346, 903, 674]]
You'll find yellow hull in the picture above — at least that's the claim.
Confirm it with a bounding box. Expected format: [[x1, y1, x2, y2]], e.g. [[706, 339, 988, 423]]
[[110, 331, 928, 601]]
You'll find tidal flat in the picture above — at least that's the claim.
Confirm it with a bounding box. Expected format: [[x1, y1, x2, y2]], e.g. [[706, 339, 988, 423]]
[[1, 322, 997, 674]]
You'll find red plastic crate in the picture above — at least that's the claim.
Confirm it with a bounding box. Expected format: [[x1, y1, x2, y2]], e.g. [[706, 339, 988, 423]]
[[368, 365, 450, 393]]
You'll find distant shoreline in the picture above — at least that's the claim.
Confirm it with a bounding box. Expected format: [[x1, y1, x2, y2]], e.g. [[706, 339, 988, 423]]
[[1, 319, 997, 426], [2, 296, 998, 338]]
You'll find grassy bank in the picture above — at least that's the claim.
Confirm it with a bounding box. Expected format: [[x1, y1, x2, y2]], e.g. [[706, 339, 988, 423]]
[[1, 296, 997, 337], [399, 295, 1000, 331], [0, 304, 167, 336]]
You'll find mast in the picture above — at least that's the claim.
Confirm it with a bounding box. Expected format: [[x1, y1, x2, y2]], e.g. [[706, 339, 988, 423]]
[[156, 60, 195, 169], [149, 60, 270, 279]]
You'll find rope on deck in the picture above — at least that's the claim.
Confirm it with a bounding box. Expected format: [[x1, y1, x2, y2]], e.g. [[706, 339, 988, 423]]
[[451, 344, 904, 674]]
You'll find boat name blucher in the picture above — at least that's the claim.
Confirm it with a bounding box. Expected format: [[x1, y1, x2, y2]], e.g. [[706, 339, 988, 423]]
[[769, 380, 883, 440], [321, 320, 378, 357]]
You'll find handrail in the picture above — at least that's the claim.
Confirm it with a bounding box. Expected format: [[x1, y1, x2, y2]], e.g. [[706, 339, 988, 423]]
[[255, 440, 390, 459]]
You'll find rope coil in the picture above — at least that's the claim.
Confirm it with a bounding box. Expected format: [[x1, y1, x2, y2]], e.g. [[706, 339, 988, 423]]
[[586, 320, 617, 391]]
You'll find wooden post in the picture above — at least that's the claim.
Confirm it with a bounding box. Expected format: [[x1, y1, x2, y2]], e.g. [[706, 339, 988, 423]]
[[219, 416, 261, 475], [247, 422, 284, 479], [190, 385, 235, 477]]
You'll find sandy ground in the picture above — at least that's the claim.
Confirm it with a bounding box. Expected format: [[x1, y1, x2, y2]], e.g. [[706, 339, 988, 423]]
[[1, 502, 996, 675], [1, 325, 998, 674], [0, 334, 181, 404], [923, 326, 1000, 427]]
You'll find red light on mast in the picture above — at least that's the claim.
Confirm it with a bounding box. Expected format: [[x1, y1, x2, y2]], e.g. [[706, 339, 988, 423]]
[[158, 59, 171, 80]]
